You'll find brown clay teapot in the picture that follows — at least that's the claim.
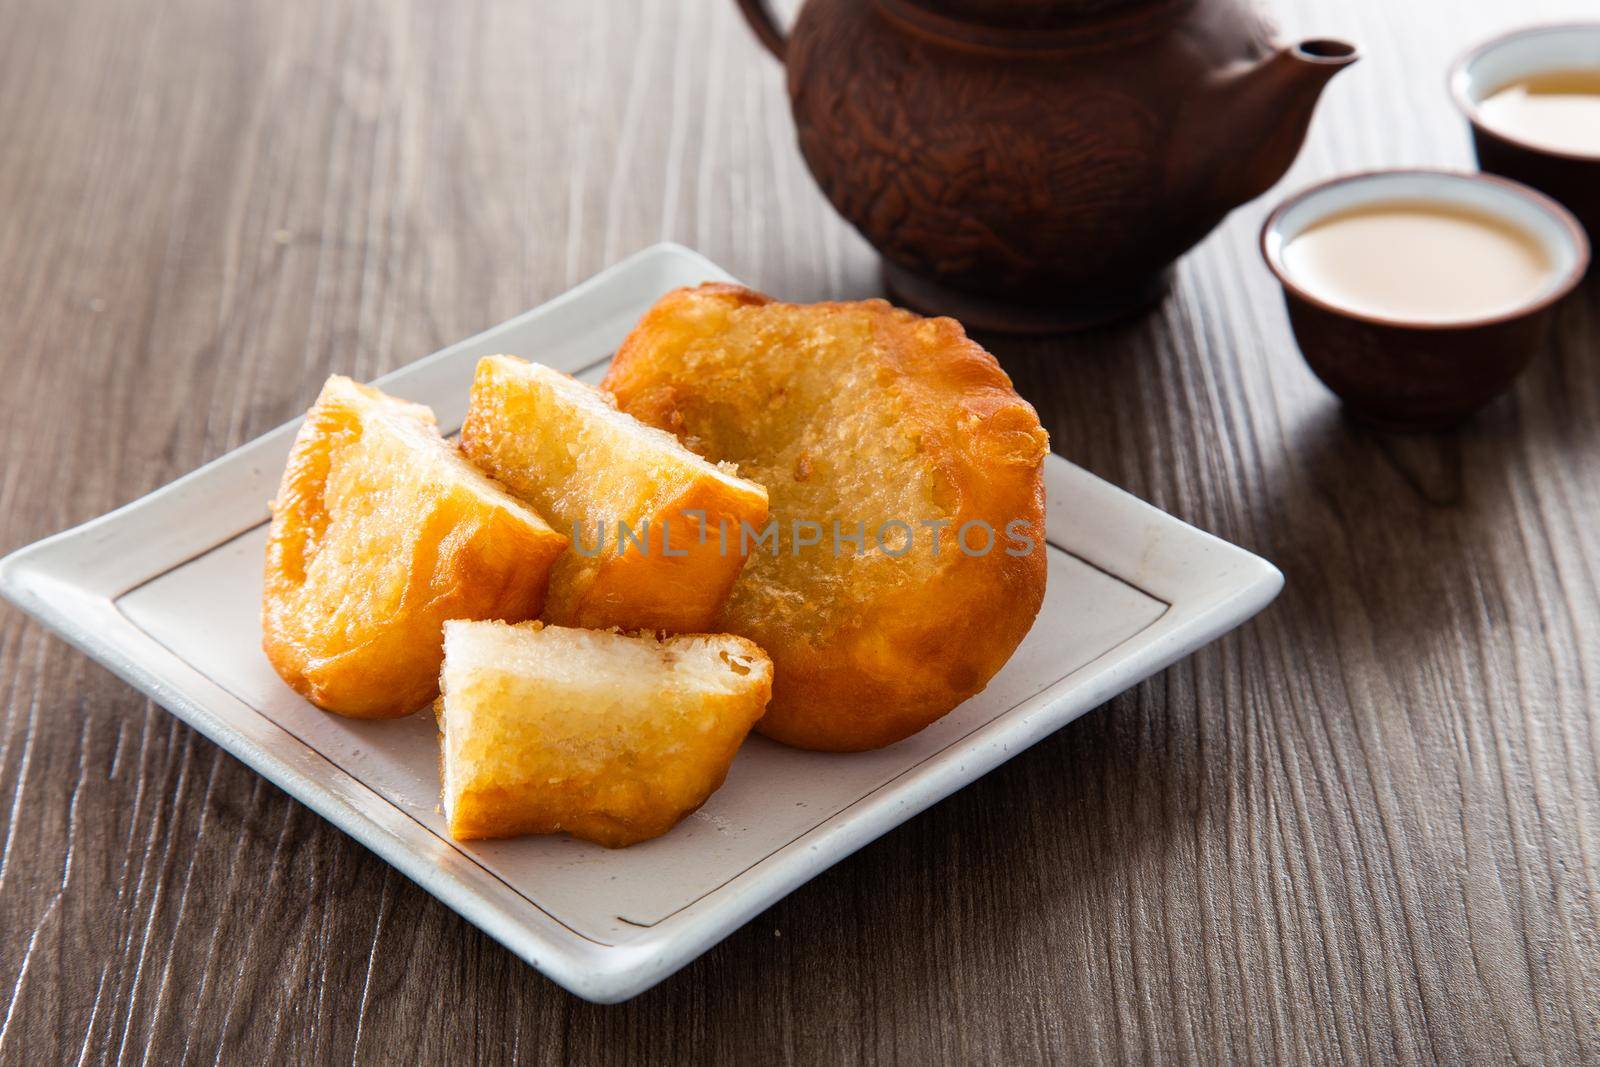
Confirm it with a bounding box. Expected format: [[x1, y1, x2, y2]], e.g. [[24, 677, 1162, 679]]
[[734, 0, 1358, 331]]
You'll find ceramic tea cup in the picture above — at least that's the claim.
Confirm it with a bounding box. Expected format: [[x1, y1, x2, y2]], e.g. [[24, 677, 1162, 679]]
[[1451, 22, 1600, 241], [1261, 169, 1588, 430]]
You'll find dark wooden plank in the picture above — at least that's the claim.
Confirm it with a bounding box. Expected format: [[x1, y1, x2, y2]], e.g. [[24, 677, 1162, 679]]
[[0, 0, 1597, 1062]]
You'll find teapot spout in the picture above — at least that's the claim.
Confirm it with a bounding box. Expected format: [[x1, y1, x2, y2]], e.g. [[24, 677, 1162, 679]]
[[1196, 38, 1359, 207]]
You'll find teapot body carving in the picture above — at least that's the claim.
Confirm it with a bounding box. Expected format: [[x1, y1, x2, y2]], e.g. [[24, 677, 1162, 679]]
[[736, 0, 1357, 331]]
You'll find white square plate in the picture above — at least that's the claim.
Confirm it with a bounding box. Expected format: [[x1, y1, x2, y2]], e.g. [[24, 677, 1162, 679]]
[[0, 244, 1282, 1003]]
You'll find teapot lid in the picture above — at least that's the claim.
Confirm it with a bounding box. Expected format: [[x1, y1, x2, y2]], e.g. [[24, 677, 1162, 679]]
[[898, 0, 1149, 28]]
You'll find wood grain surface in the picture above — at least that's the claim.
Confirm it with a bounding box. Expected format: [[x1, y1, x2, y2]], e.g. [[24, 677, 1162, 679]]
[[2, 0, 1598, 1062]]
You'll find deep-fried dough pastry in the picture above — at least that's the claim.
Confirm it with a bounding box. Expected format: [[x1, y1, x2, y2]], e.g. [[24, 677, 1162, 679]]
[[437, 620, 772, 846], [460, 355, 769, 632], [262, 376, 565, 719], [603, 284, 1049, 751]]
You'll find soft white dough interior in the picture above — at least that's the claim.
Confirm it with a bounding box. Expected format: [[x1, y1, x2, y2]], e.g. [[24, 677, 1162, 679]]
[[437, 621, 768, 813], [496, 357, 754, 494], [338, 379, 544, 523], [442, 620, 764, 700]]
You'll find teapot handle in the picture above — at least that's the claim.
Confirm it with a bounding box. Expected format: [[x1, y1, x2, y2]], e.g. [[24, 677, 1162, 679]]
[[734, 0, 788, 60]]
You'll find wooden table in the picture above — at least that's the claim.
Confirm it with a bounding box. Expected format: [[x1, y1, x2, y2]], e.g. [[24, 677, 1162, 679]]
[[3, 0, 1597, 1061]]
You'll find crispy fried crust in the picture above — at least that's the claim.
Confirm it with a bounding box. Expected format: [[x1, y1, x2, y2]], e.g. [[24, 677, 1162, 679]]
[[459, 355, 768, 632], [262, 376, 566, 718], [438, 621, 773, 847], [603, 284, 1049, 751]]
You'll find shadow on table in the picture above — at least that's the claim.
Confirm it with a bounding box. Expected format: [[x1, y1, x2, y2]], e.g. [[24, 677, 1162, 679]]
[[571, 689, 1169, 1023], [1257, 276, 1599, 663], [975, 273, 1599, 668]]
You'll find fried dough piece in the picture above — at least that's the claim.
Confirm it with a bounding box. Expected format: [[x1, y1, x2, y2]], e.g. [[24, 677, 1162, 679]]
[[263, 376, 566, 719], [437, 620, 772, 846], [459, 355, 768, 632], [603, 284, 1049, 751]]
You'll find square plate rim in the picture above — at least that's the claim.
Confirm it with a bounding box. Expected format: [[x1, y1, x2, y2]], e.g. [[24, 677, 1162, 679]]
[[0, 242, 1284, 1002]]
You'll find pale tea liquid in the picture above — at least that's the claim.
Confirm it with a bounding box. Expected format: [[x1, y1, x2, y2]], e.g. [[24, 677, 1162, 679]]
[[1281, 200, 1555, 323], [1480, 69, 1600, 158]]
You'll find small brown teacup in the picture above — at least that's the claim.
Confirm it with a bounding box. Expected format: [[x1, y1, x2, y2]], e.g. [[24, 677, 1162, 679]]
[[1261, 169, 1589, 431], [1451, 22, 1600, 241]]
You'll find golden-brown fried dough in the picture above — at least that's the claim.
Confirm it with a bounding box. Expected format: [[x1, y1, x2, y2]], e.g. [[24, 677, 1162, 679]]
[[460, 355, 769, 632], [603, 284, 1050, 751], [262, 376, 566, 719], [437, 620, 772, 846]]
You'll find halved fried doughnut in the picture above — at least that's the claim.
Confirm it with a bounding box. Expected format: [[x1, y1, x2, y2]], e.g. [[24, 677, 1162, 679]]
[[460, 355, 768, 632], [262, 376, 565, 718], [437, 620, 772, 846]]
